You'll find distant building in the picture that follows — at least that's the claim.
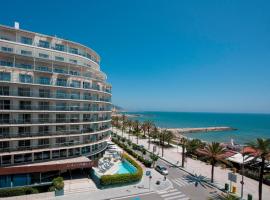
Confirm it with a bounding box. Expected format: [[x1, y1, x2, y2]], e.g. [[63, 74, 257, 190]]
[[0, 23, 112, 187]]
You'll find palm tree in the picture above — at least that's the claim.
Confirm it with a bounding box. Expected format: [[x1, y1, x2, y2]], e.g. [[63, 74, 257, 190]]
[[180, 137, 188, 168], [159, 129, 167, 157], [144, 121, 154, 150], [141, 123, 147, 138], [199, 142, 226, 183], [126, 119, 133, 141], [164, 130, 174, 145], [120, 114, 127, 137], [244, 138, 270, 200], [150, 153, 159, 167], [132, 120, 141, 144], [186, 139, 205, 156], [151, 126, 159, 144]]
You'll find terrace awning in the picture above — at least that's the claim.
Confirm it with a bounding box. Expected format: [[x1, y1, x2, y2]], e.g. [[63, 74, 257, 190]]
[[227, 153, 254, 164]]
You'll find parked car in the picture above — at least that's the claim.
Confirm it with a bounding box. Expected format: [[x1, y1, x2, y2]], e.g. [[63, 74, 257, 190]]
[[155, 165, 169, 175]]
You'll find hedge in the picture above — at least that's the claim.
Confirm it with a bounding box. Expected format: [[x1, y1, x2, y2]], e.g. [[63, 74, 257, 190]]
[[111, 137, 153, 167], [100, 153, 143, 186], [0, 186, 39, 197]]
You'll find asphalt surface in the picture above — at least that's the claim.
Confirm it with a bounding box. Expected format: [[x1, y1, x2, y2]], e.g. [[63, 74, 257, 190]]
[[111, 159, 221, 200]]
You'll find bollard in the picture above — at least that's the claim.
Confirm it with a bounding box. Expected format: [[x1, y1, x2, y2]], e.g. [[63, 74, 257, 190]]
[[247, 194, 252, 200], [232, 186, 236, 193], [224, 183, 229, 191]]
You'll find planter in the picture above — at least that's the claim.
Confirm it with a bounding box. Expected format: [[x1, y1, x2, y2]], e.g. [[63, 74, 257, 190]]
[[55, 189, 64, 196]]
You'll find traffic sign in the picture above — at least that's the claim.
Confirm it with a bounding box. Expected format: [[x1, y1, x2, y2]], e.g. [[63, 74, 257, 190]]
[[146, 170, 151, 176], [228, 172, 237, 183]]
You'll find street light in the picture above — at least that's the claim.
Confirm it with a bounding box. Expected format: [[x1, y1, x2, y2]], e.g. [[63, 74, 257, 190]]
[[241, 145, 245, 200]]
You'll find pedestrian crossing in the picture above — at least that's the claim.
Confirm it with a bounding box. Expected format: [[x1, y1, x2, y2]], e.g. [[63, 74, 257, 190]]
[[157, 189, 190, 200], [171, 177, 190, 188]]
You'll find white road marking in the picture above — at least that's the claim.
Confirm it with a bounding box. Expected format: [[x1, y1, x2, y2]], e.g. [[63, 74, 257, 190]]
[[161, 191, 182, 197], [164, 194, 186, 200]]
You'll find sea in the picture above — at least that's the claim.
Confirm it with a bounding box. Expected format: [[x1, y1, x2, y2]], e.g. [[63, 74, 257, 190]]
[[126, 111, 270, 144]]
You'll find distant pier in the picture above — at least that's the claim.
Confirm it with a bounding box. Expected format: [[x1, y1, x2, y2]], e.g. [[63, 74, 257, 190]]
[[167, 126, 237, 134]]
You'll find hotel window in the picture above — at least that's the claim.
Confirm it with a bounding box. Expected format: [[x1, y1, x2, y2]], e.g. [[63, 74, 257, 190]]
[[69, 47, 78, 54], [19, 101, 31, 110], [56, 102, 66, 111], [70, 125, 80, 132], [1, 46, 13, 52], [52, 150, 60, 158], [34, 152, 42, 161], [0, 72, 11, 81], [0, 100, 10, 110], [70, 91, 80, 99], [55, 56, 64, 61], [70, 80, 81, 88], [18, 87, 31, 97], [21, 36, 32, 45], [17, 63, 32, 69], [84, 92, 91, 100], [56, 78, 67, 86], [56, 125, 66, 132], [35, 65, 50, 72], [56, 90, 67, 98], [18, 140, 31, 148], [38, 40, 50, 48], [39, 126, 49, 135], [70, 114, 80, 122], [56, 137, 66, 144], [0, 127, 9, 137], [0, 60, 13, 67], [38, 101, 49, 110], [18, 113, 31, 123], [38, 76, 51, 85], [69, 59, 77, 64], [39, 88, 50, 98], [0, 86, 9, 95], [18, 127, 31, 137], [55, 44, 65, 51], [56, 114, 66, 123], [70, 103, 80, 111], [83, 82, 90, 89], [86, 53, 92, 59], [19, 74, 32, 83], [21, 50, 32, 56], [69, 70, 80, 76], [38, 114, 50, 123], [39, 53, 49, 59], [54, 67, 67, 74], [0, 141, 9, 150], [38, 139, 49, 146], [43, 151, 50, 160], [0, 114, 9, 123], [2, 155, 11, 165]]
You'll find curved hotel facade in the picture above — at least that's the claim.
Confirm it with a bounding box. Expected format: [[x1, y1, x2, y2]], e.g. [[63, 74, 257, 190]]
[[0, 23, 112, 187]]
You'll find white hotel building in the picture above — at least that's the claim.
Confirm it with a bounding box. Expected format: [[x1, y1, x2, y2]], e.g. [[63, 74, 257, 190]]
[[0, 23, 112, 187]]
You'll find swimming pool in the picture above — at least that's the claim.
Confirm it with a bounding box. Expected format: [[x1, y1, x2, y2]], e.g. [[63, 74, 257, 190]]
[[116, 160, 137, 174]]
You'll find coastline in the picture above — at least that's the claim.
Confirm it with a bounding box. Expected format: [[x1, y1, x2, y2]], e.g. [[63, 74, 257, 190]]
[[167, 126, 237, 134]]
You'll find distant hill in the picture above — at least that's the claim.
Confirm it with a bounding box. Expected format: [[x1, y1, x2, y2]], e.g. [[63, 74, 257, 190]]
[[112, 105, 125, 113]]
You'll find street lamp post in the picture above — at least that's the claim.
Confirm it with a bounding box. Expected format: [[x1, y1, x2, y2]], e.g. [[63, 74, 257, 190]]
[[241, 146, 245, 200]]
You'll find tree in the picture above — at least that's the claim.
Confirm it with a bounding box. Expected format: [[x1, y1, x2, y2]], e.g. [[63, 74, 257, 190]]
[[164, 130, 174, 145], [141, 123, 147, 138], [151, 126, 159, 144], [180, 137, 188, 168], [199, 142, 226, 183], [126, 119, 133, 141], [121, 114, 127, 137], [244, 138, 270, 200], [159, 129, 168, 157], [144, 121, 154, 150], [150, 153, 159, 167], [132, 120, 141, 144], [186, 139, 205, 156]]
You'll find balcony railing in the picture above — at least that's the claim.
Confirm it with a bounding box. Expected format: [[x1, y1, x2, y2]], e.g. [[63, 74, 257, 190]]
[[0, 89, 111, 102], [0, 135, 109, 153], [0, 126, 111, 139]]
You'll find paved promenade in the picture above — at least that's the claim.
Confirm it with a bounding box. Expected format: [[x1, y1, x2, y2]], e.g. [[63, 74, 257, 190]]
[[115, 129, 270, 200]]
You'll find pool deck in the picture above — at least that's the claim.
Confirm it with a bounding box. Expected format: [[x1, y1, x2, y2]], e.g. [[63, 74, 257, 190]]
[[93, 160, 121, 176]]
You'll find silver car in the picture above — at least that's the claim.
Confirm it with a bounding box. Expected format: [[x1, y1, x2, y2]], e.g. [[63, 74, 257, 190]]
[[155, 165, 169, 175]]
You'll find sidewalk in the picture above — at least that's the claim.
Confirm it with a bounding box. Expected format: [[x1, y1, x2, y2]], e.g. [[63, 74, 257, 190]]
[[115, 129, 270, 200]]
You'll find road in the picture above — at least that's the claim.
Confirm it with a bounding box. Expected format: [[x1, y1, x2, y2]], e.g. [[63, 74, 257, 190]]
[[111, 159, 221, 200]]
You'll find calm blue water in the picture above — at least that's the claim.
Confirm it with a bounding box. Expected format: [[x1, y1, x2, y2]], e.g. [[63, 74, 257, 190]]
[[128, 112, 270, 144], [116, 160, 137, 174]]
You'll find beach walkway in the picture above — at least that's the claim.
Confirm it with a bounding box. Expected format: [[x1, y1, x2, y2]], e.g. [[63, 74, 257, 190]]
[[114, 128, 270, 200]]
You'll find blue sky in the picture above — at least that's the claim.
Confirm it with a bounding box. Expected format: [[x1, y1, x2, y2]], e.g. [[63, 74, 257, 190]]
[[1, 0, 270, 113]]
